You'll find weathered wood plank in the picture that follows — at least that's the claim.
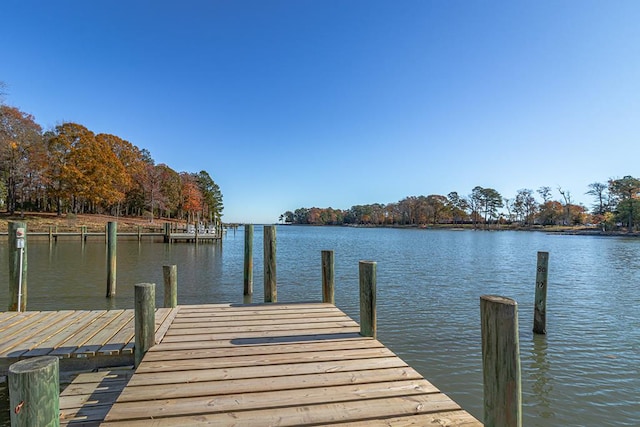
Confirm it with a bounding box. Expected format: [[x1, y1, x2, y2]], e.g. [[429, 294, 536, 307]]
[[1, 311, 76, 357], [106, 380, 446, 421], [142, 338, 385, 361], [0, 311, 64, 355], [115, 367, 425, 402], [146, 332, 365, 351], [103, 394, 464, 426], [160, 326, 361, 343], [126, 356, 409, 387], [73, 310, 129, 357], [135, 347, 397, 373]]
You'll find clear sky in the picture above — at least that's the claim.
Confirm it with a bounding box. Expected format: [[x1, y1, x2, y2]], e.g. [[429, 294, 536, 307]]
[[1, 1, 638, 223]]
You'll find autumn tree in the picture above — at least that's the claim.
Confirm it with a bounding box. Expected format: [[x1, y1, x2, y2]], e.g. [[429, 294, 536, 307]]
[[196, 170, 224, 224], [0, 106, 43, 214], [609, 176, 640, 232], [180, 172, 203, 223]]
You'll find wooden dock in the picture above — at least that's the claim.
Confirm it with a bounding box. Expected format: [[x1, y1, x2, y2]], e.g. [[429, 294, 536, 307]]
[[0, 308, 178, 375], [101, 303, 481, 426], [2, 303, 481, 426]]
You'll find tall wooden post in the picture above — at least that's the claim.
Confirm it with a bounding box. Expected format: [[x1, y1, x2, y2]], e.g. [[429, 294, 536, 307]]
[[134, 283, 156, 368], [244, 225, 254, 296], [163, 222, 171, 243], [106, 221, 117, 298], [48, 225, 53, 243], [9, 356, 60, 427], [263, 225, 277, 303], [322, 250, 335, 304], [163, 265, 178, 308], [137, 225, 142, 242], [533, 251, 549, 334], [480, 295, 522, 427], [359, 261, 377, 338], [80, 225, 87, 243], [8, 221, 27, 312]]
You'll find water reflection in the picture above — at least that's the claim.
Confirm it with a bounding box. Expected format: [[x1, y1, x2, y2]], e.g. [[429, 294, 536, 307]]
[[528, 334, 554, 421]]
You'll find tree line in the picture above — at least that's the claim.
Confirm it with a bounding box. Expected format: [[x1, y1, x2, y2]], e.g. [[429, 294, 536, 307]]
[[0, 102, 223, 223], [281, 178, 640, 232]]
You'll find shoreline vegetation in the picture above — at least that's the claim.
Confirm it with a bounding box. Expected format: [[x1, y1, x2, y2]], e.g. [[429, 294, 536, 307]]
[[1, 212, 638, 238]]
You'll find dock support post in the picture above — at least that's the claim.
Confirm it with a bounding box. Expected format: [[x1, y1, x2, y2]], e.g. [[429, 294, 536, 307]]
[[322, 250, 335, 304], [264, 225, 277, 303], [106, 221, 117, 298], [48, 226, 53, 243], [135, 283, 156, 368], [81, 225, 86, 243], [163, 265, 178, 308], [164, 222, 170, 243], [137, 225, 142, 242], [9, 356, 59, 427], [480, 295, 522, 427], [8, 221, 27, 312], [533, 251, 549, 334], [359, 261, 376, 338], [244, 225, 254, 296]]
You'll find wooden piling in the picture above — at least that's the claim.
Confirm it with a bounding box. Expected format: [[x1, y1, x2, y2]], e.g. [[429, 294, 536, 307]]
[[81, 225, 87, 243], [48, 226, 53, 243], [533, 251, 549, 334], [137, 225, 142, 242], [163, 223, 171, 243], [480, 295, 522, 427], [9, 356, 59, 427], [8, 221, 27, 312], [163, 265, 178, 308], [134, 283, 156, 368], [106, 221, 117, 298], [322, 250, 335, 304], [264, 225, 277, 303], [244, 225, 254, 296], [359, 261, 377, 338]]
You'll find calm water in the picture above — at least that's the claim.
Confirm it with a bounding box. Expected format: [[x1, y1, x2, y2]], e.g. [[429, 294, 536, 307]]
[[1, 226, 639, 425]]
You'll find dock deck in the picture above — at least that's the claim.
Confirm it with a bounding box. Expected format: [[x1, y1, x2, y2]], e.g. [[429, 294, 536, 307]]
[[2, 303, 481, 426], [103, 303, 481, 426], [0, 308, 178, 375]]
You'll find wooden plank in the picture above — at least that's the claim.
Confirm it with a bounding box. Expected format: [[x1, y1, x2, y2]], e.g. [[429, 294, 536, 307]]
[[0, 311, 63, 355], [106, 380, 445, 420], [135, 347, 398, 373], [21, 311, 106, 357], [102, 394, 464, 426], [125, 356, 408, 387], [98, 314, 135, 356], [116, 367, 425, 402], [154, 307, 180, 344], [48, 311, 116, 358], [170, 313, 354, 326], [0, 311, 40, 333], [146, 332, 364, 351], [3, 310, 77, 357], [0, 311, 20, 325], [73, 310, 129, 357], [338, 410, 483, 426], [160, 326, 361, 343], [142, 338, 385, 361], [164, 320, 359, 336]]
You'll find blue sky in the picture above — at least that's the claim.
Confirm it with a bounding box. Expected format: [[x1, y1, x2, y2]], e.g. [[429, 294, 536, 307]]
[[1, 1, 639, 223]]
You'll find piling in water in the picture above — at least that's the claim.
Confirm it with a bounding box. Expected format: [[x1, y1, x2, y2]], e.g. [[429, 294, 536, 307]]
[[135, 283, 156, 368], [359, 261, 377, 338], [480, 294, 522, 427], [8, 221, 27, 312], [533, 251, 549, 334], [322, 250, 335, 304], [106, 221, 117, 298], [163, 265, 178, 308], [244, 225, 254, 296], [263, 225, 277, 303]]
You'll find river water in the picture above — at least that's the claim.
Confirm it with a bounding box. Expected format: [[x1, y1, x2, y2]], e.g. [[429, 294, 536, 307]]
[[1, 225, 639, 425]]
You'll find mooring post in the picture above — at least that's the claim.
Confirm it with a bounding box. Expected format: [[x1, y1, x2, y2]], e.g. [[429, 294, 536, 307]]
[[359, 260, 377, 338], [244, 224, 254, 296], [9, 356, 59, 427], [164, 222, 171, 243], [163, 265, 178, 308], [134, 283, 156, 368], [322, 250, 335, 304], [533, 251, 549, 334], [264, 225, 277, 303], [480, 295, 522, 427], [137, 225, 142, 242], [8, 221, 27, 312], [81, 225, 86, 243], [106, 221, 117, 298], [48, 225, 53, 243]]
